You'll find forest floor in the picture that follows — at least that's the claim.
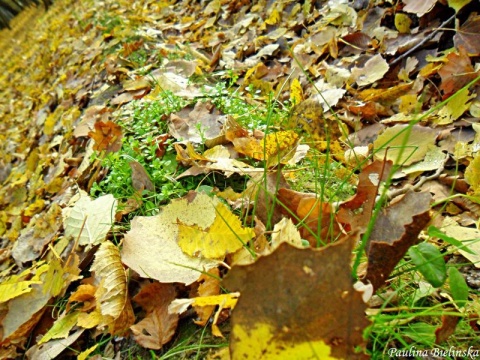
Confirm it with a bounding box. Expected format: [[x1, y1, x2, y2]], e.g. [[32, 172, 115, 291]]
[[1, 0, 480, 359]]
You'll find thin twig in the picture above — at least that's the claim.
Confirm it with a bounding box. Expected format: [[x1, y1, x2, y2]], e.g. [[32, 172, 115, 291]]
[[390, 14, 456, 67]]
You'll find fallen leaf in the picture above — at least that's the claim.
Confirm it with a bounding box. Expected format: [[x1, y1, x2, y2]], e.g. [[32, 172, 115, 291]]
[[440, 218, 480, 268], [131, 282, 179, 350], [465, 152, 480, 196], [62, 193, 117, 248], [438, 47, 478, 98], [447, 0, 472, 12], [277, 188, 341, 246], [177, 201, 254, 259], [224, 237, 369, 359], [91, 241, 134, 334], [454, 13, 480, 56], [373, 124, 437, 166], [364, 191, 432, 290], [121, 192, 220, 285], [435, 314, 460, 344], [192, 268, 221, 326], [129, 160, 154, 192], [25, 329, 84, 360], [403, 0, 437, 17], [351, 54, 389, 86], [88, 120, 123, 153], [337, 160, 393, 233]]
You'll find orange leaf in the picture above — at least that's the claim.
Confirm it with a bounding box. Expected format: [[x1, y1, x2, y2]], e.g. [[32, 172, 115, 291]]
[[88, 120, 123, 152]]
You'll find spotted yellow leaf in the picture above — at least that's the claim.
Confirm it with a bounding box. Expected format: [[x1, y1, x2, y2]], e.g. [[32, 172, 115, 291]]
[[178, 202, 254, 259]]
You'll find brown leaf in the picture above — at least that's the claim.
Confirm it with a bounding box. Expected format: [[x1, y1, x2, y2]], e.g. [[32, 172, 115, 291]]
[[277, 188, 341, 245], [454, 13, 480, 56], [223, 236, 369, 359], [129, 161, 154, 192], [131, 282, 179, 350], [435, 314, 460, 344], [337, 160, 393, 233], [88, 120, 123, 153], [438, 47, 478, 98], [364, 191, 432, 290]]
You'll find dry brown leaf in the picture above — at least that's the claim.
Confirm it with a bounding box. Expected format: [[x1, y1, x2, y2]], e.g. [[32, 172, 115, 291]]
[[438, 47, 478, 98], [364, 191, 432, 290], [131, 282, 179, 350], [337, 160, 393, 233], [454, 13, 480, 56], [224, 236, 369, 359], [129, 160, 154, 192], [88, 120, 123, 153]]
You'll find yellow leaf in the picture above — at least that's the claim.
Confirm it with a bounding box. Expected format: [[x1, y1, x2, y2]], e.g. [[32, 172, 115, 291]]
[[42, 258, 65, 297], [265, 9, 281, 25], [77, 309, 102, 329], [232, 131, 299, 167], [289, 78, 303, 105], [178, 202, 254, 259], [436, 87, 474, 124], [232, 322, 335, 359], [122, 192, 220, 285], [77, 344, 98, 360], [39, 311, 80, 344], [373, 124, 436, 166], [447, 0, 472, 12], [0, 279, 41, 303], [192, 293, 239, 308], [395, 13, 412, 34], [465, 152, 480, 196], [44, 112, 57, 136]]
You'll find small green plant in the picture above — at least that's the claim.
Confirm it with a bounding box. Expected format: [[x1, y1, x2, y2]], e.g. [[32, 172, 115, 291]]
[[91, 94, 190, 211]]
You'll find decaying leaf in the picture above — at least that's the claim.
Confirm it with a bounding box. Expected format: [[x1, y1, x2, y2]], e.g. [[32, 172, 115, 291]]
[[25, 329, 84, 360], [232, 130, 300, 167], [364, 191, 432, 290], [129, 160, 154, 192], [438, 47, 478, 98], [88, 120, 123, 153], [224, 237, 369, 359], [454, 13, 480, 56], [337, 160, 393, 233], [277, 188, 341, 245], [131, 282, 179, 350]]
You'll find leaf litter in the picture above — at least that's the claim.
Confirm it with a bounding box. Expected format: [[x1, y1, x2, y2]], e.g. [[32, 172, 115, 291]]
[[1, 0, 480, 358]]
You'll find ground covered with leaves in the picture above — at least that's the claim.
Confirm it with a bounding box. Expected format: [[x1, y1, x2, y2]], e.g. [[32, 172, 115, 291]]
[[1, 0, 480, 359]]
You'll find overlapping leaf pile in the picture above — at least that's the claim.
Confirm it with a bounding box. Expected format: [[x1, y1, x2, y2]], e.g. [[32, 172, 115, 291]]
[[1, 0, 480, 358]]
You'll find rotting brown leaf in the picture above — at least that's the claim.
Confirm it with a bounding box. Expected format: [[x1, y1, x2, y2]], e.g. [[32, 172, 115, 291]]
[[364, 191, 432, 291], [223, 236, 369, 359], [131, 282, 179, 350]]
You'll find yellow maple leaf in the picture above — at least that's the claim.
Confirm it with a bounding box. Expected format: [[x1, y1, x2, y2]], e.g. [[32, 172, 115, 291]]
[[177, 202, 254, 259]]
